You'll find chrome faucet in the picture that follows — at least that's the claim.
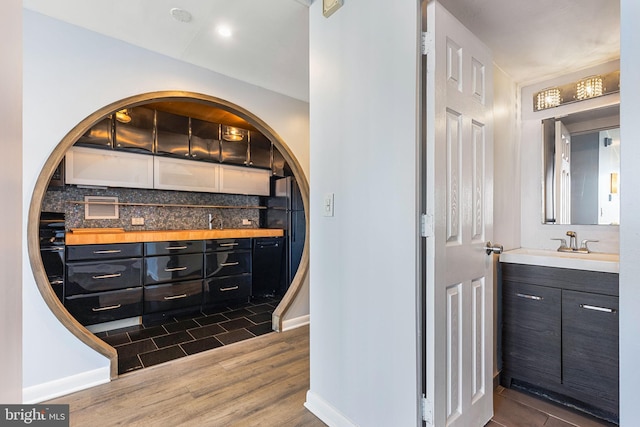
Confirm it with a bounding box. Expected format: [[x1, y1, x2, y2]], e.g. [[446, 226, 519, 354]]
[[551, 231, 598, 253], [208, 214, 223, 230], [566, 231, 578, 251]]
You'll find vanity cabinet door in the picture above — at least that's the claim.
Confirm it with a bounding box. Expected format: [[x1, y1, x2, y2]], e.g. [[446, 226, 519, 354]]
[[502, 281, 562, 386], [562, 290, 619, 416]]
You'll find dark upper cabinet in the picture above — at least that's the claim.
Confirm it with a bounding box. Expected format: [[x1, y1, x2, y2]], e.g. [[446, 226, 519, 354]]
[[75, 116, 113, 149], [248, 131, 272, 169], [220, 125, 249, 166], [113, 107, 155, 153], [190, 118, 221, 162], [272, 146, 286, 177], [155, 110, 190, 158]]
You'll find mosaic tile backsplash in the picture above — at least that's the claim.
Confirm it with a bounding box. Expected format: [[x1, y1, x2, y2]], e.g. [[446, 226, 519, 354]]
[[42, 186, 262, 231]]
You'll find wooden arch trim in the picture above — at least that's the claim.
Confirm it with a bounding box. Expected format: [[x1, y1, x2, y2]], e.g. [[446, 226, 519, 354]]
[[27, 91, 310, 379]]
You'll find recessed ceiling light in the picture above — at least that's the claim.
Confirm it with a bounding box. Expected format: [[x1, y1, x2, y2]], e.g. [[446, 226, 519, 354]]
[[217, 25, 232, 38], [170, 8, 192, 23]]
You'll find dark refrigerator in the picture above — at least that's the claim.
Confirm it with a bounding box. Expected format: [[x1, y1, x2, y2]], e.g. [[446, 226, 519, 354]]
[[265, 177, 306, 294]]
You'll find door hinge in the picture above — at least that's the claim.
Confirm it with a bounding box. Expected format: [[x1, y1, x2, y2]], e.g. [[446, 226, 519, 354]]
[[420, 213, 433, 238], [421, 394, 433, 425], [421, 31, 433, 56]]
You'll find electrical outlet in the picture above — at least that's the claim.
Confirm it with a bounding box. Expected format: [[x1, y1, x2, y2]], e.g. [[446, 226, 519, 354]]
[[131, 217, 145, 226], [242, 219, 252, 226]]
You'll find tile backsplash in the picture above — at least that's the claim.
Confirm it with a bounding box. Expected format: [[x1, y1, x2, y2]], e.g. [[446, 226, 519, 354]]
[[42, 186, 261, 231]]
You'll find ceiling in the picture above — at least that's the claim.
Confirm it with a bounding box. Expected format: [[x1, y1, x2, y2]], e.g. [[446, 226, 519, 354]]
[[23, 0, 620, 102]]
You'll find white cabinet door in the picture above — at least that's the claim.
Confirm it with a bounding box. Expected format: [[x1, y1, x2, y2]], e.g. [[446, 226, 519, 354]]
[[219, 164, 270, 196], [153, 156, 219, 193], [65, 146, 154, 189]]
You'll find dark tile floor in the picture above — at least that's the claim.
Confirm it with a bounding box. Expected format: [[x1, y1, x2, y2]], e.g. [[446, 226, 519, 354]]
[[95, 296, 281, 375]]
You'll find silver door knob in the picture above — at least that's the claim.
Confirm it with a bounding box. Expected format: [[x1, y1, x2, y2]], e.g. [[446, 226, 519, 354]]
[[485, 241, 503, 255]]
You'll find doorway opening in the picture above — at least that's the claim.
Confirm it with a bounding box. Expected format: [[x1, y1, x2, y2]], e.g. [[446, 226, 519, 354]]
[[28, 91, 309, 378]]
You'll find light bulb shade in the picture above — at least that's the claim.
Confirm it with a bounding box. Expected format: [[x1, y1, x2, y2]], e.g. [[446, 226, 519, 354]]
[[576, 76, 603, 100], [221, 125, 247, 142], [115, 109, 132, 124], [535, 88, 562, 110]]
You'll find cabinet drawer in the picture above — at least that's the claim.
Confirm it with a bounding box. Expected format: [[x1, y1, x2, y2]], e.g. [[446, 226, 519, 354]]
[[205, 250, 251, 278], [66, 258, 143, 294], [67, 243, 143, 261], [204, 274, 251, 304], [65, 287, 143, 325], [205, 238, 251, 252], [144, 240, 204, 256], [144, 253, 203, 285], [502, 281, 562, 385], [562, 290, 619, 414], [144, 280, 203, 314]]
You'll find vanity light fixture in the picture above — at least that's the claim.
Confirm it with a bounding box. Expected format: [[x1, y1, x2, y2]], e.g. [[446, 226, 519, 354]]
[[114, 109, 132, 124], [535, 88, 562, 111], [576, 76, 603, 100], [533, 70, 620, 111]]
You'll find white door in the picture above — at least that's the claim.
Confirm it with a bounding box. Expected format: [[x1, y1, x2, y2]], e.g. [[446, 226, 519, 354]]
[[555, 121, 571, 224], [423, 2, 495, 426]]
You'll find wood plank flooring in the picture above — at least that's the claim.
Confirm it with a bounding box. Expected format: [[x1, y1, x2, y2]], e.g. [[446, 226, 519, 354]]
[[47, 325, 614, 426]]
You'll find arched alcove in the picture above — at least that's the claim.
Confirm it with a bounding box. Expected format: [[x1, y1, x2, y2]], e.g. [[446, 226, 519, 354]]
[[27, 91, 309, 379]]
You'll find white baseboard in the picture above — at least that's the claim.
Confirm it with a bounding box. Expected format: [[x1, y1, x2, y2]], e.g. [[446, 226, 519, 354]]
[[304, 390, 357, 427], [281, 314, 310, 331], [23, 367, 110, 404]]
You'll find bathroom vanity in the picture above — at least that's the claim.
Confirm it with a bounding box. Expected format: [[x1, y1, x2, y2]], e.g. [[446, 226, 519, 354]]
[[499, 249, 619, 423]]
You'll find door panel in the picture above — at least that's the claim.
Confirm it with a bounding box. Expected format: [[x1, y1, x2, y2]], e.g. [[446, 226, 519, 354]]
[[424, 2, 494, 426]]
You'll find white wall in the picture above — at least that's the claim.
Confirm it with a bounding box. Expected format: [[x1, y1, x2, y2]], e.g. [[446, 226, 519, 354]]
[[519, 60, 620, 254], [619, 0, 640, 424], [306, 1, 420, 425], [0, 0, 23, 404], [23, 10, 309, 401]]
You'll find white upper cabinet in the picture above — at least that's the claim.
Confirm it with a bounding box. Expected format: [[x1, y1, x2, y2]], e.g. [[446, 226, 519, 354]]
[[219, 164, 270, 196], [65, 146, 154, 189], [154, 156, 219, 193]]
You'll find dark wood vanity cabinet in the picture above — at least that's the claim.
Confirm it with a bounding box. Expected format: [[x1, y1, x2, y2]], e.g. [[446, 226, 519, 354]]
[[501, 263, 619, 422], [502, 281, 561, 387]]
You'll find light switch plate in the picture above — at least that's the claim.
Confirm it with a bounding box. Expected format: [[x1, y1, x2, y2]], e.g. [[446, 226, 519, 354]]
[[323, 193, 335, 217], [323, 0, 343, 18]]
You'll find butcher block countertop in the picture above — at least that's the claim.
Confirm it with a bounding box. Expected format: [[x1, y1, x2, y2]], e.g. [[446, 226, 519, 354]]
[[66, 228, 284, 245]]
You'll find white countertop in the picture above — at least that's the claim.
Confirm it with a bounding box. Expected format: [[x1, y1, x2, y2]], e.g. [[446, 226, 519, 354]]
[[499, 248, 619, 273]]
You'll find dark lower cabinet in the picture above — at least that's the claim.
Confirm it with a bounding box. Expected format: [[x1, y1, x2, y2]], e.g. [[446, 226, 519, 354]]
[[501, 262, 619, 423], [502, 282, 561, 386], [203, 275, 252, 304], [65, 287, 143, 325], [562, 290, 619, 415], [143, 280, 203, 314]]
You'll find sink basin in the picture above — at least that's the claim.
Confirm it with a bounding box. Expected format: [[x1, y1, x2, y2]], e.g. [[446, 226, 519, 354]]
[[499, 248, 619, 273]]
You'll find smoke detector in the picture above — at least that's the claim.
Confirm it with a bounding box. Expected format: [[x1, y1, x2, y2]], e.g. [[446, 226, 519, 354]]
[[170, 8, 192, 23]]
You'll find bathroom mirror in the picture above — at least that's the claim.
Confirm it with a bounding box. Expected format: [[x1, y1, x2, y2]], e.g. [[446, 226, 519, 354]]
[[542, 104, 620, 225]]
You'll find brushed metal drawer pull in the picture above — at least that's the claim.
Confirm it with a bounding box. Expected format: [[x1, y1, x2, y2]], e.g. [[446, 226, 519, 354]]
[[219, 243, 239, 247], [165, 246, 188, 250], [164, 294, 188, 300], [516, 293, 543, 301], [92, 304, 121, 312], [93, 249, 122, 254], [50, 280, 63, 285], [92, 273, 122, 280], [164, 266, 188, 272], [220, 286, 239, 292], [220, 262, 240, 267], [580, 304, 616, 313]]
